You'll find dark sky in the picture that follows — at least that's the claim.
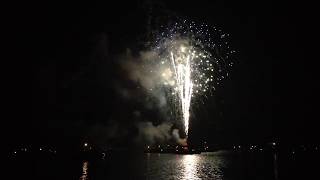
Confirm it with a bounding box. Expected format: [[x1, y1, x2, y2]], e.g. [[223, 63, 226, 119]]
[[4, 0, 319, 149]]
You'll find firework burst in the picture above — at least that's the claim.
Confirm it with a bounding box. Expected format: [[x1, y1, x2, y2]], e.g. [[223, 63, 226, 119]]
[[145, 19, 235, 136]]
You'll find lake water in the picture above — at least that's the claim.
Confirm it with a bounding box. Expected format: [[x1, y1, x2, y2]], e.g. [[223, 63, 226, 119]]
[[9, 150, 318, 180]]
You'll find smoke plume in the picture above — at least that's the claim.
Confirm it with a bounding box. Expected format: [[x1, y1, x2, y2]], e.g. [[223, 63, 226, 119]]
[[135, 122, 172, 144], [172, 129, 187, 146]]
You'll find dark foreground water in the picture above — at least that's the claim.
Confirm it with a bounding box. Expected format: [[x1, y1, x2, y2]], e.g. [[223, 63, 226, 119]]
[[7, 150, 319, 180]]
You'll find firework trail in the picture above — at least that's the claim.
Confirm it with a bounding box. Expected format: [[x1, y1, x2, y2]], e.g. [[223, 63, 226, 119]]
[[170, 49, 193, 135]]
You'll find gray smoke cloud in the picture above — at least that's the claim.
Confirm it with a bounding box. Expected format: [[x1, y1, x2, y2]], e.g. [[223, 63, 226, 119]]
[[135, 122, 172, 144], [118, 49, 171, 112], [135, 121, 187, 146], [172, 129, 187, 146], [87, 119, 129, 149], [116, 49, 185, 145], [121, 49, 160, 90]]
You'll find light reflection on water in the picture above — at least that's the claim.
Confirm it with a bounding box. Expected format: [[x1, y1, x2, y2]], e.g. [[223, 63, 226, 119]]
[[79, 161, 88, 180], [182, 155, 200, 180], [181, 154, 225, 180], [146, 152, 226, 180]]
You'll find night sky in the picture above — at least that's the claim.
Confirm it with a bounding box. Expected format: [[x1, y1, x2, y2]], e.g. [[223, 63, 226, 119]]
[[4, 0, 319, 150]]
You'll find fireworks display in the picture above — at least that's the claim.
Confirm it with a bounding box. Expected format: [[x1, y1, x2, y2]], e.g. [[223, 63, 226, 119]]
[[144, 19, 235, 137]]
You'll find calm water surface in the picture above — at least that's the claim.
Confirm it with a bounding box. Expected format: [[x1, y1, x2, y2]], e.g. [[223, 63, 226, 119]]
[[81, 151, 276, 180], [9, 151, 286, 180], [9, 149, 320, 180]]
